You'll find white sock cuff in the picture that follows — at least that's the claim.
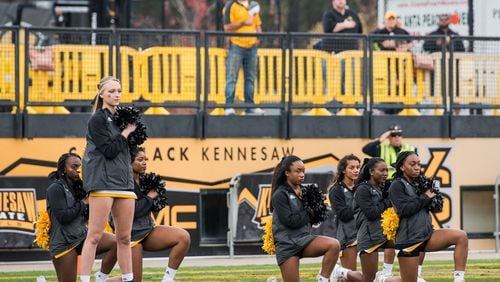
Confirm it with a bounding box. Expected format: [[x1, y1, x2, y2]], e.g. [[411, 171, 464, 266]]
[[338, 266, 350, 278], [122, 272, 134, 281]]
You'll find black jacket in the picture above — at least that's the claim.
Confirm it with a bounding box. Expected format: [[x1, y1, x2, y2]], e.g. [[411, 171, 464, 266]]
[[46, 178, 88, 258], [389, 177, 433, 247], [423, 28, 465, 52], [131, 181, 155, 241], [372, 27, 410, 51], [353, 181, 391, 251], [83, 108, 134, 193], [322, 8, 363, 53], [271, 184, 315, 265], [330, 182, 357, 248]]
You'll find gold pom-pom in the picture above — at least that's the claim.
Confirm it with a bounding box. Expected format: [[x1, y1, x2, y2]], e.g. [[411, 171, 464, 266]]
[[261, 216, 275, 255], [104, 222, 114, 233], [34, 210, 51, 249], [381, 207, 399, 241]]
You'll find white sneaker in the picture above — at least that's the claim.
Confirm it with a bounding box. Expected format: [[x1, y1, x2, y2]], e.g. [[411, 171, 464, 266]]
[[225, 108, 236, 115], [161, 277, 174, 282], [375, 271, 387, 282], [417, 277, 426, 282], [246, 108, 265, 115], [94, 273, 108, 282], [330, 264, 342, 282]]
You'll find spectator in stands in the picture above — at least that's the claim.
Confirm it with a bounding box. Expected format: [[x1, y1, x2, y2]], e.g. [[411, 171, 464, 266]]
[[45, 153, 117, 282], [129, 147, 191, 282], [223, 0, 265, 115], [271, 155, 353, 282], [80, 76, 137, 282], [322, 0, 363, 53], [329, 154, 364, 281], [372, 11, 411, 52], [362, 124, 416, 180], [423, 14, 465, 53], [353, 157, 401, 282], [389, 151, 468, 282]]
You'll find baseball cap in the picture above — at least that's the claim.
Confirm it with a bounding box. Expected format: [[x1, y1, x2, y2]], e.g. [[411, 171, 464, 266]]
[[384, 10, 397, 20], [389, 124, 403, 134]]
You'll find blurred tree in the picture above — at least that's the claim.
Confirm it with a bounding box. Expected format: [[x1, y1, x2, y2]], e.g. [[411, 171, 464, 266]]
[[129, 0, 377, 33]]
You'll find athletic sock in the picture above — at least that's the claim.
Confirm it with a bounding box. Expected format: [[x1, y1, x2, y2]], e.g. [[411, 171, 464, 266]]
[[453, 271, 465, 282], [162, 267, 177, 282], [95, 271, 109, 282], [383, 263, 393, 276], [122, 272, 134, 282]]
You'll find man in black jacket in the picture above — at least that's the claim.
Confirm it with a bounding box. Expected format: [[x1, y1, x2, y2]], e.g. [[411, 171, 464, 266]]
[[423, 14, 465, 53], [322, 0, 363, 53]]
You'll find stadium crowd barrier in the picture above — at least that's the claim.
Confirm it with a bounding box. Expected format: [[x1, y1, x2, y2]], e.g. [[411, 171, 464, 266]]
[[0, 28, 499, 116]]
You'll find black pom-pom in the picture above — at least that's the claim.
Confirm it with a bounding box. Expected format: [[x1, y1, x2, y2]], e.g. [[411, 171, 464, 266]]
[[381, 180, 392, 199], [72, 178, 87, 201], [113, 106, 148, 151], [413, 174, 444, 213], [301, 183, 329, 225], [140, 172, 168, 212]]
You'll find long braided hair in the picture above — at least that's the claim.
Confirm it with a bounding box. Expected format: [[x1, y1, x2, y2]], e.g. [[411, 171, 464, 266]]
[[392, 151, 418, 180], [271, 155, 302, 197], [357, 157, 385, 185], [48, 153, 82, 181]]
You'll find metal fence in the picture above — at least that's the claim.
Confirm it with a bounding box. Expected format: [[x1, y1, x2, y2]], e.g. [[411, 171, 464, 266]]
[[1, 26, 499, 117]]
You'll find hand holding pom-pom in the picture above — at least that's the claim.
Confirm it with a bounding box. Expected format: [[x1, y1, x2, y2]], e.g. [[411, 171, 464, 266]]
[[414, 174, 444, 213], [113, 106, 148, 151], [301, 183, 329, 225], [140, 172, 168, 212]]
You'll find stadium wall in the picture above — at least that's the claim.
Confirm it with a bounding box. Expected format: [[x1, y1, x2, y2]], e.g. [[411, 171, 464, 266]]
[[0, 137, 498, 260]]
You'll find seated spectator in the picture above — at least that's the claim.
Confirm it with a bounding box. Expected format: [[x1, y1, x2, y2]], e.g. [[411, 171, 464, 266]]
[[372, 11, 411, 52], [423, 14, 465, 53]]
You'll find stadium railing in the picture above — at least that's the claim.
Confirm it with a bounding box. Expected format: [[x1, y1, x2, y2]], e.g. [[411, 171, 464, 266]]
[[1, 27, 499, 118]]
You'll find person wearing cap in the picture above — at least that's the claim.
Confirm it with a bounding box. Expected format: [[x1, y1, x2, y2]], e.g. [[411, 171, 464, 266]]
[[322, 0, 363, 53], [222, 0, 265, 116], [372, 11, 411, 51], [362, 124, 416, 179]]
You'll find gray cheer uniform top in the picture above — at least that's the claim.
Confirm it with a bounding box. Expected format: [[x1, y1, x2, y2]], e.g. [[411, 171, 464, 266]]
[[83, 108, 134, 194], [271, 184, 315, 265], [353, 181, 391, 252], [46, 178, 88, 258], [389, 177, 433, 248], [330, 181, 357, 249]]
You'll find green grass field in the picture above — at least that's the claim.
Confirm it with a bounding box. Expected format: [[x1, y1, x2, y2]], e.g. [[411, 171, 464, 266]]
[[2, 259, 499, 281]]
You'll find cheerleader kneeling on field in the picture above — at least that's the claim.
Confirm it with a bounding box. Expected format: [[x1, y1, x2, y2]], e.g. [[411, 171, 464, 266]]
[[353, 158, 401, 282], [270, 155, 353, 282], [389, 151, 468, 282], [44, 153, 118, 282], [329, 154, 364, 282]]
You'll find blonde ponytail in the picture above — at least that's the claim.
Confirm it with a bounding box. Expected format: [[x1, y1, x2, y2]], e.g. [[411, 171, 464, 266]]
[[92, 76, 120, 113]]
